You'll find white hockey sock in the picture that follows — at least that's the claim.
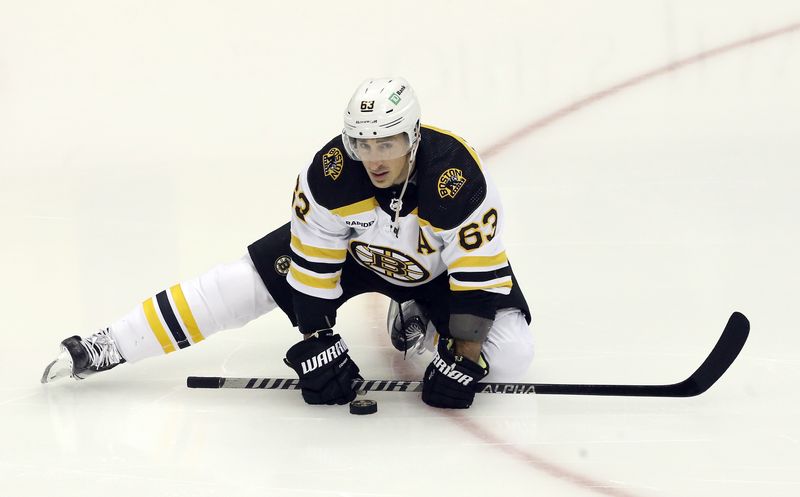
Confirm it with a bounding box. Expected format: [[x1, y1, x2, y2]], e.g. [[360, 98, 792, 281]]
[[108, 254, 276, 363]]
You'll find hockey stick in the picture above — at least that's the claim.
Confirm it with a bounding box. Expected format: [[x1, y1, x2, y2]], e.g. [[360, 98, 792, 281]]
[[187, 311, 749, 397]]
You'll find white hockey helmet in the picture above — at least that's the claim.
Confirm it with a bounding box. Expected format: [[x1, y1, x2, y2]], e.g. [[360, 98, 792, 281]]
[[342, 77, 421, 162]]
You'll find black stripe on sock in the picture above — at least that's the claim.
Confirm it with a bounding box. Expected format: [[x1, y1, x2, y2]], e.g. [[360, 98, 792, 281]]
[[156, 290, 190, 349]]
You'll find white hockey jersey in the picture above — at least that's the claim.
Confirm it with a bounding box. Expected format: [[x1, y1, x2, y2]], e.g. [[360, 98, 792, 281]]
[[287, 125, 522, 325]]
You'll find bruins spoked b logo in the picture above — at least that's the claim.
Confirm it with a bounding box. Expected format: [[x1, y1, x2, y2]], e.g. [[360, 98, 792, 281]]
[[438, 168, 467, 199], [350, 241, 429, 283], [322, 147, 344, 181], [274, 255, 291, 276]]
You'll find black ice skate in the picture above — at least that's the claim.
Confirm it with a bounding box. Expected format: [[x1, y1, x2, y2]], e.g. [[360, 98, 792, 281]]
[[41, 328, 126, 383], [386, 300, 435, 355]]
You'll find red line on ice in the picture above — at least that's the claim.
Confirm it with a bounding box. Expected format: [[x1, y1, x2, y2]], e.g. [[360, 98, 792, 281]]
[[481, 21, 800, 160], [445, 412, 644, 497]]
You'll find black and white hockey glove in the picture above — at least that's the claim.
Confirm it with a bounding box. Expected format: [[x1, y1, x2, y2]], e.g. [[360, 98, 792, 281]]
[[422, 339, 489, 409], [284, 330, 361, 405]]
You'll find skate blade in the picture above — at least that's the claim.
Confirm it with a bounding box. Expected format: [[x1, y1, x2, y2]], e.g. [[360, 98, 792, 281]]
[[40, 350, 74, 384]]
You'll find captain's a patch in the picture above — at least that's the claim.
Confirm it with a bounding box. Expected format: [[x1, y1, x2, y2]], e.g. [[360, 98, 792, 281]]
[[322, 148, 344, 181], [438, 168, 467, 199]]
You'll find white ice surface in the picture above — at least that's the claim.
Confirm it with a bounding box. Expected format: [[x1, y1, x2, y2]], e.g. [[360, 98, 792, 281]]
[[1, 2, 799, 496]]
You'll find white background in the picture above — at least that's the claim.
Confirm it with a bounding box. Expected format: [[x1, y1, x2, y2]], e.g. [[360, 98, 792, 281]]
[[1, 1, 799, 496]]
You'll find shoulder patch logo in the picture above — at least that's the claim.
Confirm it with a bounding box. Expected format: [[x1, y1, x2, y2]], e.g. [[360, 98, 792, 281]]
[[322, 147, 344, 181], [438, 168, 467, 199]]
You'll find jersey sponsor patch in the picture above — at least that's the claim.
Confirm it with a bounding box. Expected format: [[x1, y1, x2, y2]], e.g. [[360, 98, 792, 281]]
[[438, 168, 467, 199], [350, 241, 430, 283], [322, 147, 344, 181], [345, 218, 375, 229]]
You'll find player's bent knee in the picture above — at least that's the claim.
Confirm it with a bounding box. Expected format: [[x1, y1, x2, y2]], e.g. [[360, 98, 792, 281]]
[[486, 339, 534, 382], [482, 308, 534, 382]]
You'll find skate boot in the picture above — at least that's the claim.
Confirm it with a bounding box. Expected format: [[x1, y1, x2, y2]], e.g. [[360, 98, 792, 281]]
[[387, 300, 436, 355], [41, 328, 126, 384]]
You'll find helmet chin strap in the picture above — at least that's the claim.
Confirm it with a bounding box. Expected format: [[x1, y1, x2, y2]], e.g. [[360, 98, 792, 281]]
[[388, 136, 420, 238]]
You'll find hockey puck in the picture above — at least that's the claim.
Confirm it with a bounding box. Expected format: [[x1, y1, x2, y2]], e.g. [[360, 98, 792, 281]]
[[349, 399, 378, 415]]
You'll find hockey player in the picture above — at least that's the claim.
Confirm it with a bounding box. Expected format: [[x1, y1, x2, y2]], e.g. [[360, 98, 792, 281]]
[[42, 77, 534, 409]]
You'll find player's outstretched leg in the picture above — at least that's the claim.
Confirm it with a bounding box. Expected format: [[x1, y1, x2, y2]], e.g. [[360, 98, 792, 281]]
[[41, 254, 278, 384], [41, 329, 126, 383], [386, 300, 436, 354]]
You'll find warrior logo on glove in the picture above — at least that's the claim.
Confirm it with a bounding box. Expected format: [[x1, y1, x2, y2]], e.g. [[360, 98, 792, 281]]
[[429, 350, 476, 386], [300, 338, 349, 374]]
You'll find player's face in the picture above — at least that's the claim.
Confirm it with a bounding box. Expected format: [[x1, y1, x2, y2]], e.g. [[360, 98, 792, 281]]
[[355, 135, 412, 188]]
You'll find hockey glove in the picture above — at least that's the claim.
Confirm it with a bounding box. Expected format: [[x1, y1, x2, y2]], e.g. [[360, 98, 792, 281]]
[[422, 339, 489, 409], [284, 330, 361, 405]]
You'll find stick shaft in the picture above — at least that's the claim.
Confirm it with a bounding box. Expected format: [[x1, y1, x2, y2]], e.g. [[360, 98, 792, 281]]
[[186, 377, 542, 394]]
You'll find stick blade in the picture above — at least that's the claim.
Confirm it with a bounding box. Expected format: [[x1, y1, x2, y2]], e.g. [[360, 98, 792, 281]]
[[532, 312, 750, 397], [676, 311, 750, 396]]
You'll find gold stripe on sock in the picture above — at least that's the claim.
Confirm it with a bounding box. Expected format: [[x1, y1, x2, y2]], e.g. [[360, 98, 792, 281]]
[[170, 284, 205, 344], [143, 298, 176, 353]]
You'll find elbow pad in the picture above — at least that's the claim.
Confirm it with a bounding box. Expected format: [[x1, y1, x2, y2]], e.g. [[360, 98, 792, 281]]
[[449, 313, 493, 341]]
